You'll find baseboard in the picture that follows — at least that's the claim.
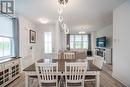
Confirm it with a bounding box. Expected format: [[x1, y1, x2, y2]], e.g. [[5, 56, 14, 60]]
[[112, 73, 128, 87]]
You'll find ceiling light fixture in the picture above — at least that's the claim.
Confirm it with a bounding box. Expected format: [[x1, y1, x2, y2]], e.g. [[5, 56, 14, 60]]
[[58, 7, 63, 14], [79, 31, 86, 34], [58, 0, 69, 34], [81, 25, 89, 29], [58, 0, 68, 6], [81, 26, 85, 29], [59, 16, 63, 22], [38, 18, 49, 24], [65, 28, 70, 34], [62, 23, 67, 30]]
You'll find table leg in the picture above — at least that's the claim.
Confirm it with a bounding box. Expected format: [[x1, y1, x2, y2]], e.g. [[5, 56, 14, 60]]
[[96, 71, 100, 87], [25, 72, 29, 87]]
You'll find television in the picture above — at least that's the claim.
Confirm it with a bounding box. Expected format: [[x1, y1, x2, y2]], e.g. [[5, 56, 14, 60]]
[[96, 36, 107, 47]]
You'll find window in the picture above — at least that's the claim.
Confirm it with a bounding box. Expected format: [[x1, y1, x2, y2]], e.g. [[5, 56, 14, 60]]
[[75, 35, 82, 48], [44, 32, 52, 53], [70, 35, 74, 48], [83, 35, 88, 48], [70, 35, 88, 49], [0, 15, 14, 59]]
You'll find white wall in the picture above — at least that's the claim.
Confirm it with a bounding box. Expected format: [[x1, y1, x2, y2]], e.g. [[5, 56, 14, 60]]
[[95, 24, 113, 48], [37, 22, 66, 58], [113, 1, 130, 86], [19, 16, 41, 71]]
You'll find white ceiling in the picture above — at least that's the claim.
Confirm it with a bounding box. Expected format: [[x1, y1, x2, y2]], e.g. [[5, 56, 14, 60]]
[[15, 0, 126, 33]]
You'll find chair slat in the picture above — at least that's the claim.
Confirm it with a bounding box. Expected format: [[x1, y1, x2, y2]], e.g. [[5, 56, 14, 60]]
[[64, 52, 75, 59]]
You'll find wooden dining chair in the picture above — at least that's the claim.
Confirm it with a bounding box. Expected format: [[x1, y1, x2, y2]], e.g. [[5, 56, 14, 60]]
[[35, 62, 58, 87], [93, 56, 104, 69], [65, 62, 87, 87], [85, 56, 103, 86], [64, 52, 75, 59]]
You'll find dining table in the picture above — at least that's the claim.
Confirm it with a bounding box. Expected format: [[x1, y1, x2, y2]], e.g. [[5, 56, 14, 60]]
[[23, 58, 101, 87]]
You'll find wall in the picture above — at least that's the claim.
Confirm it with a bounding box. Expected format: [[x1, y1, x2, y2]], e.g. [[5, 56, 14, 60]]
[[37, 24, 55, 57], [95, 24, 113, 48], [113, 1, 130, 86], [37, 22, 65, 58], [19, 16, 41, 71], [19, 17, 61, 70]]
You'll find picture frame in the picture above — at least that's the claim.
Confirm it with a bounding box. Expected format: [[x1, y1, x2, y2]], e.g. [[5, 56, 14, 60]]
[[30, 30, 36, 43]]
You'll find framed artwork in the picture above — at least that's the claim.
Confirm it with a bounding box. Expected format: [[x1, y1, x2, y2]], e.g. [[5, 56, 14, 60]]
[[30, 30, 36, 43]]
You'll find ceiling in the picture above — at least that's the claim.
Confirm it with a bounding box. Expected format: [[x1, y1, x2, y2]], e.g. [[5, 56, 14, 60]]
[[15, 0, 126, 33]]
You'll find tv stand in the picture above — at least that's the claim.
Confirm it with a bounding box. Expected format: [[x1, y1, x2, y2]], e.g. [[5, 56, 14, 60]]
[[95, 48, 112, 64], [95, 48, 105, 57]]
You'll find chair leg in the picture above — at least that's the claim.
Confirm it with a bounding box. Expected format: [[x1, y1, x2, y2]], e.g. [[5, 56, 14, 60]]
[[66, 81, 67, 87], [56, 81, 57, 87], [82, 82, 84, 87]]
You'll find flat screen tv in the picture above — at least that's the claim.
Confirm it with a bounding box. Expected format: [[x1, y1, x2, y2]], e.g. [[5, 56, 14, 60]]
[[96, 36, 106, 47]]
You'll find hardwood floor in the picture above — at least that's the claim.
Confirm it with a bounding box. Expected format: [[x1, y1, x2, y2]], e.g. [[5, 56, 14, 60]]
[[6, 75, 25, 87], [6, 64, 126, 87]]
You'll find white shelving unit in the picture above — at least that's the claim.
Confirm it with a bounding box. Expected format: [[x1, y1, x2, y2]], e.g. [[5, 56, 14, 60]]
[[95, 48, 112, 64], [0, 58, 20, 87], [105, 48, 112, 64]]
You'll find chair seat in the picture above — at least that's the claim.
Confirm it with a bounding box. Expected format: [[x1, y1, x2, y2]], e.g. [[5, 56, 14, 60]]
[[85, 75, 96, 81], [67, 80, 83, 83], [85, 75, 95, 79], [41, 83, 56, 86], [67, 82, 82, 86], [40, 80, 57, 83]]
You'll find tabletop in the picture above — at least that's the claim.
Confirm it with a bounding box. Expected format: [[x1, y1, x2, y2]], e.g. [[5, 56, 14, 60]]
[[23, 59, 101, 72]]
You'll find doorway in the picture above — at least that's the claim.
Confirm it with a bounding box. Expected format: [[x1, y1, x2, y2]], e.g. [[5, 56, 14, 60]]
[[43, 32, 53, 59]]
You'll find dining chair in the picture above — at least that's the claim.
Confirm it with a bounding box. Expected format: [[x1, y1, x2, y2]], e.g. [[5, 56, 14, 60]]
[[64, 52, 75, 59], [85, 56, 103, 86], [65, 62, 87, 87], [35, 62, 58, 87], [93, 56, 104, 69]]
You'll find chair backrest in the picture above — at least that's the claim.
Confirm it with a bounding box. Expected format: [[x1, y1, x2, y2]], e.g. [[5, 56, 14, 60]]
[[58, 51, 63, 59], [35, 62, 58, 84], [93, 56, 104, 69], [65, 62, 87, 82], [64, 52, 75, 59]]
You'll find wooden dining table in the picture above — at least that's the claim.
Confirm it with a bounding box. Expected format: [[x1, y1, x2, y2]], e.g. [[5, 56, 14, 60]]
[[23, 58, 101, 87]]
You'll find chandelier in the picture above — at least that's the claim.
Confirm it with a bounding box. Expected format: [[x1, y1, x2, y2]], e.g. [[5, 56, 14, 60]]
[[58, 0, 68, 6], [58, 0, 69, 34]]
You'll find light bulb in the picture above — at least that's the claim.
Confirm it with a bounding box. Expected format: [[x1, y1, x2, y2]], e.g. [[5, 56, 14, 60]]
[[59, 16, 63, 22], [62, 4, 67, 8], [65, 28, 69, 34], [62, 23, 67, 30], [58, 7, 63, 14]]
